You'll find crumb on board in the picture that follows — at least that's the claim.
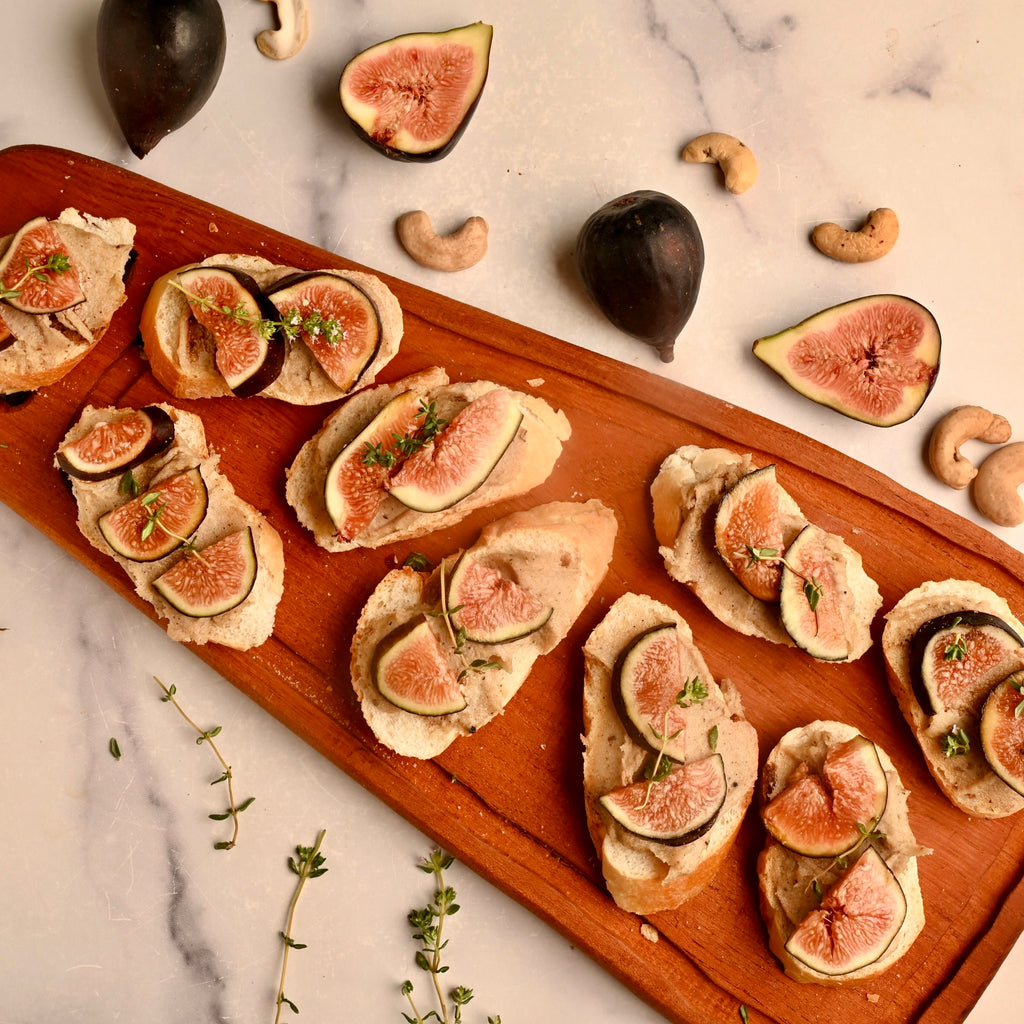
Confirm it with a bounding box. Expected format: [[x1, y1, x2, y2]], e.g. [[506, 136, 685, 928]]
[[640, 922, 659, 943]]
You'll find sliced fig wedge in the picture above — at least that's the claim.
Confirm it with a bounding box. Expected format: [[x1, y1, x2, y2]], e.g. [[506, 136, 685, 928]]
[[339, 22, 493, 162], [714, 464, 784, 602], [980, 672, 1024, 796], [57, 406, 176, 481], [909, 611, 1024, 717], [785, 846, 907, 977], [599, 752, 727, 846], [762, 734, 888, 858], [0, 216, 85, 314], [752, 294, 940, 426], [152, 527, 258, 617], [372, 618, 466, 716]]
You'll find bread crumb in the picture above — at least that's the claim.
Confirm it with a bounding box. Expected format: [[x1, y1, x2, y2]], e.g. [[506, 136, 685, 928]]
[[527, 377, 545, 388], [640, 923, 659, 943], [866, 993, 880, 1004]]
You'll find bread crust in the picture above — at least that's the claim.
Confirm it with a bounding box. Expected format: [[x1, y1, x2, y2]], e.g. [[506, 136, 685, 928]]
[[882, 578, 1024, 818], [139, 253, 404, 404], [581, 592, 758, 915], [0, 209, 136, 394], [650, 444, 881, 659], [58, 403, 284, 650], [350, 499, 617, 758], [756, 720, 929, 985], [286, 367, 572, 551]]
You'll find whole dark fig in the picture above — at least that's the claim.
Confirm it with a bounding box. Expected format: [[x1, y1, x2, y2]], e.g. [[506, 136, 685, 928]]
[[575, 190, 704, 362], [97, 0, 226, 159]]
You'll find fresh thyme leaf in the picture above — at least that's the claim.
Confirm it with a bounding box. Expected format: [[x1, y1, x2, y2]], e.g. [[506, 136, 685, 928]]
[[109, 737, 122, 760], [708, 724, 719, 751], [739, 1005, 750, 1024], [944, 633, 968, 661], [405, 552, 432, 571], [675, 675, 708, 708], [118, 469, 140, 497], [941, 725, 970, 757]]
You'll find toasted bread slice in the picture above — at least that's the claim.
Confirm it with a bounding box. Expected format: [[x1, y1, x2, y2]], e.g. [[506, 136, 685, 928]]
[[582, 592, 758, 914], [139, 252, 403, 404], [0, 209, 136, 394], [58, 403, 284, 650], [350, 499, 617, 758]]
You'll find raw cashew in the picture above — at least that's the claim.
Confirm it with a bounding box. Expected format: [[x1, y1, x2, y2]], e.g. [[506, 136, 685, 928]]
[[681, 132, 758, 194], [973, 443, 1024, 527], [396, 211, 489, 272], [811, 208, 899, 263], [928, 405, 1012, 489], [256, 0, 309, 60]]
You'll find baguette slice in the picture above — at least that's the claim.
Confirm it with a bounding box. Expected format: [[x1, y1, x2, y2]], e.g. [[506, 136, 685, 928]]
[[140, 253, 403, 404], [286, 367, 572, 551], [651, 444, 880, 659], [58, 403, 284, 650], [582, 592, 758, 914], [0, 209, 136, 394], [757, 720, 929, 985], [350, 499, 617, 758], [882, 578, 1024, 818]]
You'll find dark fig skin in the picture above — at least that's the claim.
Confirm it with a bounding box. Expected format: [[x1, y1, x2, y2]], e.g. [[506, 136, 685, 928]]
[[575, 190, 704, 363], [97, 0, 226, 159], [56, 405, 176, 481]]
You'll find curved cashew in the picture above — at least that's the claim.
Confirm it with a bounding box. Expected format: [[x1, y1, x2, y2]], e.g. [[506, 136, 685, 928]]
[[256, 0, 309, 60], [681, 132, 758, 194], [396, 211, 488, 272], [973, 442, 1024, 527], [928, 405, 1012, 489], [811, 208, 899, 263]]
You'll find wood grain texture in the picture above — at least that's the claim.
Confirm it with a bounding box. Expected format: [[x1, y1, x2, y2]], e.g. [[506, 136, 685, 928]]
[[2, 145, 1023, 1024]]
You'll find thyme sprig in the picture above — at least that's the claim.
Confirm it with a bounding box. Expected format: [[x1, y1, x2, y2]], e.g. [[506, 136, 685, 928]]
[[402, 849, 501, 1024], [363, 400, 449, 468], [274, 830, 328, 1023], [430, 559, 503, 681], [640, 676, 708, 806], [810, 819, 887, 900], [745, 544, 824, 613], [140, 490, 208, 563], [941, 725, 971, 758], [944, 618, 968, 661], [156, 677, 254, 850], [0, 252, 72, 304]]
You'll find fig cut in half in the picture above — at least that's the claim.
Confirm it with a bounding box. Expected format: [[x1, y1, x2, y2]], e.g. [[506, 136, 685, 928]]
[[785, 845, 907, 977], [763, 734, 888, 858], [339, 22, 493, 162], [98, 467, 209, 562], [323, 389, 427, 541], [266, 271, 381, 393], [372, 618, 466, 716], [152, 527, 258, 617], [176, 265, 285, 397], [714, 464, 784, 603], [980, 672, 1024, 797], [445, 553, 552, 645], [57, 406, 176, 481], [0, 216, 86, 314], [599, 752, 727, 846], [388, 387, 523, 513], [752, 294, 940, 427], [909, 611, 1024, 717]]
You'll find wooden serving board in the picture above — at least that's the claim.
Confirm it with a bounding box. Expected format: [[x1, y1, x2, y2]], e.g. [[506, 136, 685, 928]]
[[3, 145, 1023, 1024]]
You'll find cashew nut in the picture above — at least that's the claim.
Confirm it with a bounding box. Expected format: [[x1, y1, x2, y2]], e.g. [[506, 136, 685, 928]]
[[256, 0, 309, 60], [396, 211, 489, 272], [811, 208, 899, 263], [681, 132, 758, 194], [973, 442, 1024, 527], [928, 405, 1013, 489]]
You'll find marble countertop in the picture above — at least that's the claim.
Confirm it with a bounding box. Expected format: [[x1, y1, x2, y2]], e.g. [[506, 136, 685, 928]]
[[4, 1, 1024, 1020]]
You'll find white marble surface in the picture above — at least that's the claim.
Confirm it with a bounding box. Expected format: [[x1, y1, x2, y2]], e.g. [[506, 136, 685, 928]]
[[4, 0, 1024, 1020]]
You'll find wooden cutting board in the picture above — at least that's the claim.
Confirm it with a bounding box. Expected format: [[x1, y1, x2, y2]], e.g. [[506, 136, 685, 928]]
[[3, 144, 1022, 1024]]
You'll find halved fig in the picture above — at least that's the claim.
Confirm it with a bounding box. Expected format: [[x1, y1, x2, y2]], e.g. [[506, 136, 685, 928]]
[[56, 406, 176, 481], [785, 846, 907, 976], [779, 524, 851, 661], [339, 22, 493, 162], [372, 618, 466, 716], [0, 216, 85, 314], [388, 387, 522, 512], [0, 320, 12, 350], [752, 294, 941, 427], [980, 672, 1024, 796], [763, 734, 888, 858], [714, 464, 784, 602], [599, 752, 727, 846], [98, 467, 209, 561], [152, 527, 257, 617], [323, 389, 427, 540], [175, 265, 285, 396], [909, 611, 1024, 717], [445, 552, 552, 644], [265, 271, 381, 392], [613, 623, 707, 761]]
